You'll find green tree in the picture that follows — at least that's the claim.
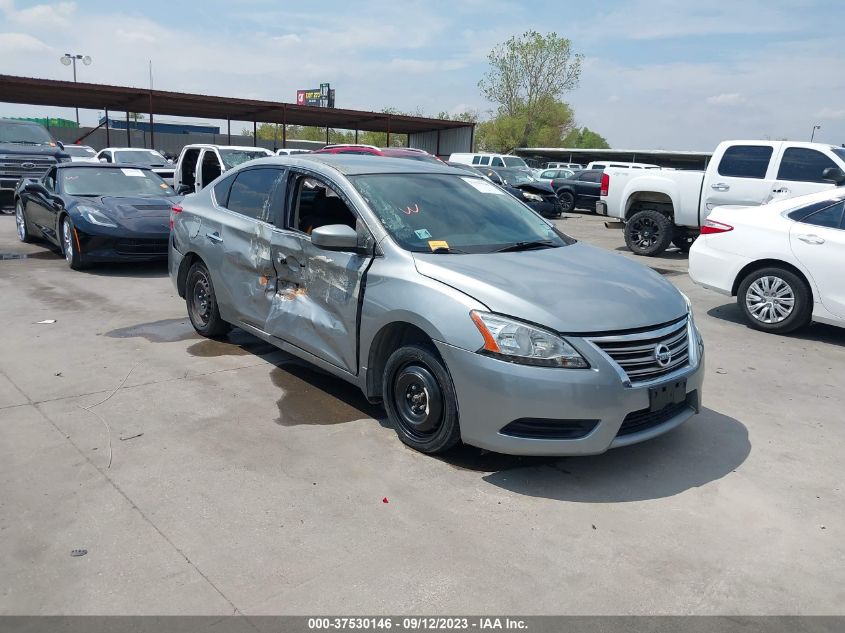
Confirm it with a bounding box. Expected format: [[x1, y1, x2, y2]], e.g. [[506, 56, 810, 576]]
[[561, 127, 610, 149], [478, 30, 582, 149]]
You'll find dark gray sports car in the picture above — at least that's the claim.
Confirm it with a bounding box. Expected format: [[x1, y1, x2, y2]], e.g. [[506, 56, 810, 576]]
[[14, 163, 180, 269]]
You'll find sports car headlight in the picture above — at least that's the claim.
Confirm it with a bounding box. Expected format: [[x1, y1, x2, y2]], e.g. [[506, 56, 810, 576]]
[[77, 205, 117, 228], [523, 192, 544, 202], [470, 310, 589, 368]]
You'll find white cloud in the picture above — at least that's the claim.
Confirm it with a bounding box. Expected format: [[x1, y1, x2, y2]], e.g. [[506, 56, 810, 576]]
[[115, 29, 156, 43], [706, 93, 747, 106], [816, 108, 845, 120], [0, 32, 51, 53], [5, 1, 76, 28]]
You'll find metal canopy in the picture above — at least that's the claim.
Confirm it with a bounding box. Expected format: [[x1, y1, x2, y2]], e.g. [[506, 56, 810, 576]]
[[0, 74, 470, 134]]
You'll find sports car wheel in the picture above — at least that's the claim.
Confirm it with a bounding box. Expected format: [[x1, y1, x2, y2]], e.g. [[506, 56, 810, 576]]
[[15, 200, 33, 243], [62, 216, 87, 270]]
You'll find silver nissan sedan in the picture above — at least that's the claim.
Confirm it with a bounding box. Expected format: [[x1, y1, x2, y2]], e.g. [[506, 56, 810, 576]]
[[169, 155, 704, 456]]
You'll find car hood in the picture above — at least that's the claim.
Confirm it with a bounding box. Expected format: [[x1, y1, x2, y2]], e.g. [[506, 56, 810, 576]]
[[413, 242, 687, 333], [73, 196, 180, 233]]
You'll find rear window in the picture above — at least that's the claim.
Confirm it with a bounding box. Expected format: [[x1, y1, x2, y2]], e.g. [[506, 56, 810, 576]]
[[717, 145, 773, 179], [777, 148, 838, 183]]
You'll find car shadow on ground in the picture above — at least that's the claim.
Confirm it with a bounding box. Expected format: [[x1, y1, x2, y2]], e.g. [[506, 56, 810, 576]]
[[707, 303, 845, 345], [436, 408, 749, 503], [614, 245, 689, 259]]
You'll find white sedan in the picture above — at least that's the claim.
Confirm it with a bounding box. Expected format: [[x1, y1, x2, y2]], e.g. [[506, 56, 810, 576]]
[[689, 188, 845, 334]]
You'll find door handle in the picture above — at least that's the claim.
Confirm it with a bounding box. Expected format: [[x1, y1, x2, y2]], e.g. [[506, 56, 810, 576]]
[[710, 183, 730, 192], [205, 231, 223, 243], [796, 234, 825, 245], [772, 187, 790, 194]]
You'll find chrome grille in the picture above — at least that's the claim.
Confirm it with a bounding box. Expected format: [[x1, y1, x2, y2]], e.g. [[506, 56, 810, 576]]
[[590, 318, 690, 383], [0, 155, 57, 178]]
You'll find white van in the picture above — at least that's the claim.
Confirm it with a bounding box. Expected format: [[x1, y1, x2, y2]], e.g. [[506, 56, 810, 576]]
[[449, 152, 529, 169], [586, 161, 660, 170], [174, 144, 273, 193]]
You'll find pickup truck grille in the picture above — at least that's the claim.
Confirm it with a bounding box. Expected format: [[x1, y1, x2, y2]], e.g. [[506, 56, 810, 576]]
[[589, 317, 690, 383], [0, 155, 57, 178]]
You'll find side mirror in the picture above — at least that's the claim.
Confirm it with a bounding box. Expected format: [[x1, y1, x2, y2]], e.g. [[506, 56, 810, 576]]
[[311, 224, 360, 252], [99, 158, 108, 163], [24, 181, 47, 195], [56, 141, 65, 150], [822, 167, 845, 186]]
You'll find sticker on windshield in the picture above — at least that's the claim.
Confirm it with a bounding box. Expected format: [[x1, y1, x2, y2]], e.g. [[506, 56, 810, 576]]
[[121, 168, 145, 177], [414, 228, 432, 239], [461, 176, 505, 195], [428, 240, 449, 251]]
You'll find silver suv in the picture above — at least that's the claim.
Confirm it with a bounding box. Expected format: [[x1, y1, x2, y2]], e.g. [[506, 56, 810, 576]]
[[169, 155, 704, 456]]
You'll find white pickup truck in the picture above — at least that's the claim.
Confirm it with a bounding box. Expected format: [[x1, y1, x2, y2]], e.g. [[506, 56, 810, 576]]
[[597, 140, 845, 256]]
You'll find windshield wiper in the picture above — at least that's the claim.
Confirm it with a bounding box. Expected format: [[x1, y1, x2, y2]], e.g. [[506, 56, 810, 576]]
[[494, 240, 556, 253], [429, 246, 467, 254]]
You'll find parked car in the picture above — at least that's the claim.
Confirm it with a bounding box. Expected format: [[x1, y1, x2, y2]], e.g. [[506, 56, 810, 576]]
[[549, 169, 603, 213], [689, 188, 845, 334], [313, 145, 442, 164], [547, 162, 583, 170], [173, 144, 273, 193], [481, 167, 563, 218], [14, 163, 179, 269], [96, 147, 176, 185], [0, 118, 69, 212], [62, 144, 99, 163], [536, 167, 575, 185], [448, 152, 530, 170], [170, 155, 704, 456], [599, 140, 845, 256], [276, 148, 312, 156]]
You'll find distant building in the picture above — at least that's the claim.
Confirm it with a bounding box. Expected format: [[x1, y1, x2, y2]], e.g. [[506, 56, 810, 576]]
[[98, 117, 220, 135]]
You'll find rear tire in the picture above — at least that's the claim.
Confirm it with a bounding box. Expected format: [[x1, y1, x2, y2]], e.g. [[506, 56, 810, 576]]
[[383, 344, 461, 454], [186, 262, 230, 338], [736, 267, 811, 334], [15, 199, 33, 243], [557, 190, 576, 212], [624, 210, 674, 256]]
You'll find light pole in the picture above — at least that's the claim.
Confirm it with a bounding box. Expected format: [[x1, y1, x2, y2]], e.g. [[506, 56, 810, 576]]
[[60, 53, 92, 126], [811, 124, 821, 142]]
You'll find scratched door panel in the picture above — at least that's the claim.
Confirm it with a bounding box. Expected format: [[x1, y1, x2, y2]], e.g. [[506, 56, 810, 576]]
[[220, 214, 276, 329]]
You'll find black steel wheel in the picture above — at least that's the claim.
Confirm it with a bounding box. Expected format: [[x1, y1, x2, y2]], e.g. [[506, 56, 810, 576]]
[[557, 190, 576, 212], [624, 209, 674, 256], [186, 262, 230, 338], [383, 344, 460, 454]]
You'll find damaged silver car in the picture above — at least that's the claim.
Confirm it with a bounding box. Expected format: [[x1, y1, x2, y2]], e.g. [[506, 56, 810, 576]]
[[169, 155, 704, 456]]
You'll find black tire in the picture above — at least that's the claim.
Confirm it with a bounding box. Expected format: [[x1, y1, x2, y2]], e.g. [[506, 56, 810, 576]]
[[672, 235, 695, 253], [186, 262, 230, 338], [383, 344, 461, 454], [61, 215, 88, 270], [736, 267, 812, 334], [15, 199, 34, 243], [624, 210, 675, 256], [557, 190, 576, 213]]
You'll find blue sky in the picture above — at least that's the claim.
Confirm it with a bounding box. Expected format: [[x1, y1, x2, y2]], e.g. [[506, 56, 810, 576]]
[[1, 0, 843, 150]]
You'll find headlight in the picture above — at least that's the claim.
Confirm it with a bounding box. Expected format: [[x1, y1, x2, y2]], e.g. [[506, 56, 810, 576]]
[[522, 192, 544, 202], [469, 310, 589, 368], [77, 205, 117, 228]]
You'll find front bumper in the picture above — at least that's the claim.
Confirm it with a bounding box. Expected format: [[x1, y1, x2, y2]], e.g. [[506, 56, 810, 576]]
[[76, 230, 169, 262], [434, 325, 705, 456]]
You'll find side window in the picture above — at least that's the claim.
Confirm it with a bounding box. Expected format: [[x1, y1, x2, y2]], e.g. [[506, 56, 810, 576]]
[[717, 145, 773, 179], [212, 172, 237, 207], [579, 171, 600, 183], [290, 175, 356, 234], [491, 157, 504, 167], [43, 168, 56, 191], [479, 156, 490, 165], [777, 148, 838, 183], [471, 156, 481, 165], [226, 168, 285, 222], [540, 170, 555, 179], [798, 201, 844, 229]]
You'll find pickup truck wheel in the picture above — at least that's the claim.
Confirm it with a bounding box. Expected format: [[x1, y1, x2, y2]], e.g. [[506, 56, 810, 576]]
[[737, 267, 811, 334], [186, 262, 231, 338], [557, 190, 576, 212], [625, 210, 674, 256], [383, 344, 461, 454]]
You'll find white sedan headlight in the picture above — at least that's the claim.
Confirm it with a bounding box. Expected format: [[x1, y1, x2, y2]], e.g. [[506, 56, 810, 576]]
[[470, 311, 589, 368], [77, 204, 117, 228]]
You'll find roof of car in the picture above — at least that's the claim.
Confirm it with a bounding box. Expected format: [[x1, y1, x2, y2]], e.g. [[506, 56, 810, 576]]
[[250, 154, 465, 176]]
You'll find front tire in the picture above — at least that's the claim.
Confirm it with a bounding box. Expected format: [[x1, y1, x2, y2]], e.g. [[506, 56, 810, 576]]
[[15, 199, 33, 243], [61, 216, 87, 270], [624, 210, 674, 256], [383, 344, 461, 454], [737, 267, 811, 334], [557, 190, 576, 213], [186, 262, 230, 338]]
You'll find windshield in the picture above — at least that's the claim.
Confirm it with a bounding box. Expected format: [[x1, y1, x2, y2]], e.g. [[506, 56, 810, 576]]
[[64, 146, 96, 157], [114, 150, 168, 166], [60, 167, 176, 197], [350, 174, 571, 254], [0, 121, 54, 145], [502, 156, 528, 168], [219, 149, 271, 169]]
